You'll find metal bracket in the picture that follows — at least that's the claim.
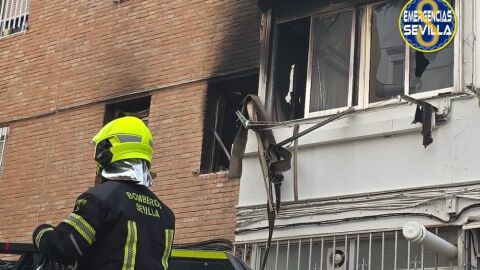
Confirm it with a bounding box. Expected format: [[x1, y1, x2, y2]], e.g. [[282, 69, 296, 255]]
[[435, 98, 452, 124], [399, 94, 451, 124]]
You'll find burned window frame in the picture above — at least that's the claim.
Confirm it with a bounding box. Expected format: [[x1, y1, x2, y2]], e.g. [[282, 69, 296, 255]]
[[200, 73, 259, 174], [263, 0, 460, 120]]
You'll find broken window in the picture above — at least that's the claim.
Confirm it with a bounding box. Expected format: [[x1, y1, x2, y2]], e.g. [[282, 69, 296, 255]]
[[0, 126, 8, 175], [409, 0, 454, 94], [265, 0, 456, 118], [409, 46, 454, 94], [200, 74, 258, 174], [103, 96, 151, 125], [269, 18, 310, 121], [369, 0, 454, 103], [0, 0, 29, 38]]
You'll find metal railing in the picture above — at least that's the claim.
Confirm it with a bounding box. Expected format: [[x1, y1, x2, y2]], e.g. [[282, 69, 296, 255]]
[[235, 227, 459, 270], [0, 0, 29, 38]]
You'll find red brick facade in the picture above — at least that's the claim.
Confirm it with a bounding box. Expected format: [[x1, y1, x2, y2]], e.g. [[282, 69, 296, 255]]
[[0, 0, 260, 243]]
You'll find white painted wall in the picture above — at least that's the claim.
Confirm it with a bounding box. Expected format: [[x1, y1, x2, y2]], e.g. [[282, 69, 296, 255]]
[[239, 0, 480, 210], [239, 96, 480, 207], [235, 0, 480, 249]]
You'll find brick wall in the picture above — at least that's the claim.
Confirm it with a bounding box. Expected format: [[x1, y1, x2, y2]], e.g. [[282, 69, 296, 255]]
[[0, 0, 260, 244]]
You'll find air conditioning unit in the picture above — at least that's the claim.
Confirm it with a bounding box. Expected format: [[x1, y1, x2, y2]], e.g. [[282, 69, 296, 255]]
[[327, 247, 346, 270]]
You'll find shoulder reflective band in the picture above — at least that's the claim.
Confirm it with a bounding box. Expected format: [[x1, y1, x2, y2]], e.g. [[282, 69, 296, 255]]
[[35, 227, 54, 248], [64, 213, 96, 245], [162, 229, 174, 270], [122, 220, 138, 270], [171, 249, 228, 259]]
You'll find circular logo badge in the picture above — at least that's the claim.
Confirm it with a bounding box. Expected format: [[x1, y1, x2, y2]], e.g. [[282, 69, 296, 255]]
[[399, 0, 457, 52]]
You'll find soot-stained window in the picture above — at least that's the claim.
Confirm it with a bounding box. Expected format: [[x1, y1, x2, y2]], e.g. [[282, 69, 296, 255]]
[[201, 74, 258, 174]]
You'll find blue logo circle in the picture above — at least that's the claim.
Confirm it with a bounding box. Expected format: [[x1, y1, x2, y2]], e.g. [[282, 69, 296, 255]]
[[399, 0, 457, 52]]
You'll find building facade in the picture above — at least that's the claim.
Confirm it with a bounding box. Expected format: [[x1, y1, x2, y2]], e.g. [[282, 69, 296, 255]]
[[0, 0, 260, 244], [235, 0, 480, 269], [3, 0, 480, 269]]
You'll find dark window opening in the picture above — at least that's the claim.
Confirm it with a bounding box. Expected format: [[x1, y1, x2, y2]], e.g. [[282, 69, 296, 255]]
[[104, 96, 151, 125], [201, 74, 259, 174], [269, 18, 310, 121]]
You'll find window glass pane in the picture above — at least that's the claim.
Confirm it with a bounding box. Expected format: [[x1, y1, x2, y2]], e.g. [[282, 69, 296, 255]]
[[409, 45, 454, 94], [369, 1, 405, 103], [310, 11, 353, 112]]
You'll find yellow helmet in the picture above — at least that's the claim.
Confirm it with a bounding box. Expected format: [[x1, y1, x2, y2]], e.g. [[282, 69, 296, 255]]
[[92, 116, 153, 168]]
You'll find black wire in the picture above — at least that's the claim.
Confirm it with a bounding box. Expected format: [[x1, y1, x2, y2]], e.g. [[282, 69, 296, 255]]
[[449, 203, 480, 222], [173, 239, 233, 251], [236, 203, 480, 235]]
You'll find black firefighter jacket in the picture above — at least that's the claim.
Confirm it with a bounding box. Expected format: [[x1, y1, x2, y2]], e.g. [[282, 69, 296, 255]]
[[34, 180, 175, 270]]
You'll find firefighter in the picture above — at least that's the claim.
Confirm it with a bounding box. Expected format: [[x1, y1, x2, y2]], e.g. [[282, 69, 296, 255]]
[[32, 116, 175, 270]]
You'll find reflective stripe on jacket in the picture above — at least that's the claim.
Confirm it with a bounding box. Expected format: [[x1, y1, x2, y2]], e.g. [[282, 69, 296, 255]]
[[36, 181, 175, 270]]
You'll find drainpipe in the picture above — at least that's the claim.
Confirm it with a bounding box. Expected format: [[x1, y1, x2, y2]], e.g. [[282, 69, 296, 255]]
[[403, 221, 458, 259]]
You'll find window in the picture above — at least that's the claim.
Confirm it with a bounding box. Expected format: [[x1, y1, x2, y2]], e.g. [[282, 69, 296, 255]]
[[104, 96, 151, 125], [267, 0, 456, 119], [308, 10, 357, 114], [269, 18, 310, 121], [200, 74, 259, 174], [0, 0, 29, 38], [0, 126, 8, 174]]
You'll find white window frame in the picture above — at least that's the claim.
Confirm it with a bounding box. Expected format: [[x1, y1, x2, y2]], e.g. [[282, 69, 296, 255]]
[[303, 0, 460, 119], [0, 126, 9, 171], [305, 7, 358, 118], [0, 0, 29, 39]]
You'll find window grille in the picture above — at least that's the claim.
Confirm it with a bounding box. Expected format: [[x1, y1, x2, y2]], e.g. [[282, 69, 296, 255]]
[[0, 126, 9, 172], [0, 0, 29, 38], [235, 227, 459, 270]]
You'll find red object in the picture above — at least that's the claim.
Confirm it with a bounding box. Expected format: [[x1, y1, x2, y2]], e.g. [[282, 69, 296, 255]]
[[5, 242, 11, 251]]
